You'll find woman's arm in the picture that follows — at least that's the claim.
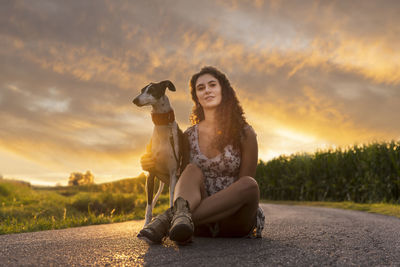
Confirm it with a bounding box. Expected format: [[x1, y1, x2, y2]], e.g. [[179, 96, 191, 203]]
[[140, 139, 171, 184], [140, 140, 155, 172], [238, 126, 258, 178]]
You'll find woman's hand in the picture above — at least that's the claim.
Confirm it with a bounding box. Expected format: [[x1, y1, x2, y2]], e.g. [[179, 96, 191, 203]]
[[140, 151, 156, 172], [139, 142, 170, 184], [140, 141, 155, 172]]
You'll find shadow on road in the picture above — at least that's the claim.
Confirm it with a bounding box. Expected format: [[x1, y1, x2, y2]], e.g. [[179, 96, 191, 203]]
[[140, 236, 276, 266]]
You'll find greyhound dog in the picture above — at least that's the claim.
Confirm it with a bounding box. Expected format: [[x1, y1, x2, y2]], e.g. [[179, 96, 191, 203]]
[[133, 80, 183, 226]]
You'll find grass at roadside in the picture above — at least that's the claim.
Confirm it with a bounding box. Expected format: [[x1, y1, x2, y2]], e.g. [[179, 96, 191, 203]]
[[0, 179, 169, 235], [2, 178, 399, 235], [261, 200, 400, 219]]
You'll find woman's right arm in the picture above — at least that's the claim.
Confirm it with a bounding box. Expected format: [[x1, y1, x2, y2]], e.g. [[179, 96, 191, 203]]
[[140, 140, 156, 172]]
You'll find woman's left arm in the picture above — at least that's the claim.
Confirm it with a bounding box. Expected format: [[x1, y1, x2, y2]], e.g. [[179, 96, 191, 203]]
[[238, 126, 258, 178]]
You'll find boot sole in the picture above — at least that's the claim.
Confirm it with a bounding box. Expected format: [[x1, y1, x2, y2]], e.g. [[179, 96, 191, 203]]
[[169, 223, 193, 243], [137, 230, 162, 244]]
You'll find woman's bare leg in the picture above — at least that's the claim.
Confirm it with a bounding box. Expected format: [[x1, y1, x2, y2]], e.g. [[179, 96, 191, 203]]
[[173, 163, 207, 210], [192, 176, 259, 224], [216, 200, 258, 237], [173, 163, 259, 232]]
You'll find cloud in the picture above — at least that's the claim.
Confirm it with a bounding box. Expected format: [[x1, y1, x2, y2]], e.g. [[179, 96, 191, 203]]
[[0, 0, 399, 184]]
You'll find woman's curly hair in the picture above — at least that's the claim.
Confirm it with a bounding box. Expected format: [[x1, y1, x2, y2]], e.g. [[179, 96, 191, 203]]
[[189, 66, 248, 151]]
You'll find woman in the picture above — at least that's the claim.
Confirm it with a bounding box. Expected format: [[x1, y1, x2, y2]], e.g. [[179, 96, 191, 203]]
[[138, 66, 265, 244]]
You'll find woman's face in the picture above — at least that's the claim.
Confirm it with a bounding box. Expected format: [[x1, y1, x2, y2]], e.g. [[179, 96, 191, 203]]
[[195, 73, 222, 110]]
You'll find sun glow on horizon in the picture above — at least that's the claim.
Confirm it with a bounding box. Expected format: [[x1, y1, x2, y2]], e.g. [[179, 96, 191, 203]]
[[1, 1, 399, 185], [274, 128, 316, 144], [258, 127, 334, 162]]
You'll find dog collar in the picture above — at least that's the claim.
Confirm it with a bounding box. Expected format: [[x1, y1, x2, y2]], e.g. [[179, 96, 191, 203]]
[[151, 110, 175, 125]]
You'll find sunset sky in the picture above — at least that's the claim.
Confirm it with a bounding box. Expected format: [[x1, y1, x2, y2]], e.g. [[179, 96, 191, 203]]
[[1, 0, 399, 186]]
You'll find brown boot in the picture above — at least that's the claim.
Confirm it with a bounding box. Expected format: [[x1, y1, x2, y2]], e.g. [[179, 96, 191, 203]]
[[169, 197, 194, 243], [137, 208, 172, 244]]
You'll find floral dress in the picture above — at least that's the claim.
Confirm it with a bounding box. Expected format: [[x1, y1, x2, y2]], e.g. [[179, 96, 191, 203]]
[[184, 124, 265, 238]]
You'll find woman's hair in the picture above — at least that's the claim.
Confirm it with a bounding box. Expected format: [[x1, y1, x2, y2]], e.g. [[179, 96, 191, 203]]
[[189, 66, 248, 151]]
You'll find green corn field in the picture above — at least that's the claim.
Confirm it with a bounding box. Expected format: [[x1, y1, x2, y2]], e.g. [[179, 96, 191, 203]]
[[255, 141, 400, 203]]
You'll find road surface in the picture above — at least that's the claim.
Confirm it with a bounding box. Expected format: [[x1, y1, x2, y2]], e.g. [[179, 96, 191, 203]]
[[1, 204, 400, 266]]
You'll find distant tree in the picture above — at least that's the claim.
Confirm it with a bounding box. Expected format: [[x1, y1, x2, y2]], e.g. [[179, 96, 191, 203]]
[[0, 174, 3, 179], [68, 171, 94, 186]]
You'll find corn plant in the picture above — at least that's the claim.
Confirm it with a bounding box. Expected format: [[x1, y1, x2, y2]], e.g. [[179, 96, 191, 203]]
[[255, 141, 400, 203]]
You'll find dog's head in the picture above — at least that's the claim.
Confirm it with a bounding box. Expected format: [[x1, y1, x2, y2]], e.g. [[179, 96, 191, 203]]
[[133, 80, 176, 107]]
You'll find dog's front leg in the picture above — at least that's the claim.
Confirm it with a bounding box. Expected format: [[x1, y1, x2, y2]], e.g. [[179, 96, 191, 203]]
[[145, 172, 155, 225]]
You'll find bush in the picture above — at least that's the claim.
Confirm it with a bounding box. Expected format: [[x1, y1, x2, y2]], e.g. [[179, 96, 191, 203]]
[[0, 184, 10, 197], [69, 192, 137, 215]]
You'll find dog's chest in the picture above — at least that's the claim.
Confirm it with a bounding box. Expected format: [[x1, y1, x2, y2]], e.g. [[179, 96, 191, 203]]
[[151, 126, 176, 170]]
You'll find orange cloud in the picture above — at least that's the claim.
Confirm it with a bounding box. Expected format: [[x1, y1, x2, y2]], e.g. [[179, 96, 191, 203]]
[[241, 84, 396, 154], [1, 0, 399, 185]]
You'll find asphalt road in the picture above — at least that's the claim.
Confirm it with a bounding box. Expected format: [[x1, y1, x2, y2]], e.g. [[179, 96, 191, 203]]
[[1, 204, 400, 266]]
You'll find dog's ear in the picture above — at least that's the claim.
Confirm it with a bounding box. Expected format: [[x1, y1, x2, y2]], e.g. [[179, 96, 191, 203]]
[[159, 80, 176, 92]]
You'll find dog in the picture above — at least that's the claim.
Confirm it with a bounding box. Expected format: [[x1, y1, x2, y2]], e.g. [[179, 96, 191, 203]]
[[133, 80, 184, 226]]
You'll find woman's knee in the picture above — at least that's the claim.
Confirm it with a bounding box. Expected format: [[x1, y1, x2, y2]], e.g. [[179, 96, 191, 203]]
[[181, 163, 204, 181], [238, 176, 260, 198]]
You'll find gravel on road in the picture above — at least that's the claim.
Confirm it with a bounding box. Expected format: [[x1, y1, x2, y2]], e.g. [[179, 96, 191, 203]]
[[1, 204, 399, 266]]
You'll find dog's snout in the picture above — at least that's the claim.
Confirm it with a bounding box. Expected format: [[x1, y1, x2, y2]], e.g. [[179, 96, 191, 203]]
[[133, 97, 139, 106]]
